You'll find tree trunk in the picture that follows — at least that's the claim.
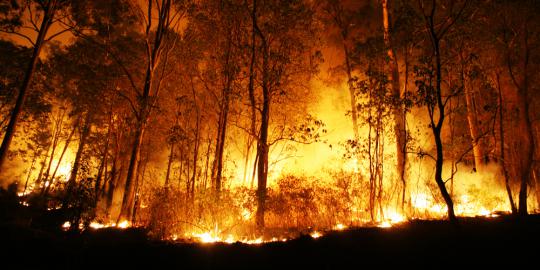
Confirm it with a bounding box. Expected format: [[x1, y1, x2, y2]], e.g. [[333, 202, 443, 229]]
[[165, 143, 174, 187], [255, 39, 270, 230], [212, 96, 230, 195], [43, 118, 78, 196], [203, 135, 212, 190], [0, 0, 56, 172], [212, 28, 234, 196], [496, 73, 517, 214], [63, 112, 92, 208], [118, 0, 172, 223], [41, 109, 66, 189], [190, 79, 200, 199], [95, 115, 112, 201], [382, 0, 407, 211], [429, 21, 456, 223], [105, 147, 119, 218], [23, 151, 39, 195], [255, 91, 269, 229], [463, 70, 487, 171], [434, 127, 456, 222], [516, 88, 533, 216], [343, 45, 359, 142], [118, 124, 144, 222]]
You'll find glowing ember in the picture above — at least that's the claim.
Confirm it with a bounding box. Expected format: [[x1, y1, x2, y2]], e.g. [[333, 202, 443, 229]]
[[117, 220, 130, 229], [195, 232, 220, 243], [378, 221, 392, 228], [89, 222, 107, 229], [384, 209, 404, 223], [310, 231, 322, 239], [334, 223, 346, 230], [62, 221, 71, 229]]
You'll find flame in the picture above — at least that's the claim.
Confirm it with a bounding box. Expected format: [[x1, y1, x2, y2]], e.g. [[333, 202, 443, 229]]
[[378, 221, 392, 228], [310, 231, 322, 238], [62, 221, 71, 229], [188, 231, 267, 245], [117, 220, 130, 229]]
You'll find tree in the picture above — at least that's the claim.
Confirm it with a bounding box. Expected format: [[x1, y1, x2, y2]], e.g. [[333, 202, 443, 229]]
[[117, 0, 186, 222], [250, 0, 318, 229], [488, 0, 540, 216], [414, 0, 470, 223], [381, 0, 407, 211], [0, 0, 68, 172]]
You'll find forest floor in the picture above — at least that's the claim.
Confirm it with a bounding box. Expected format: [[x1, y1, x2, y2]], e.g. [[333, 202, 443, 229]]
[[2, 211, 539, 269]]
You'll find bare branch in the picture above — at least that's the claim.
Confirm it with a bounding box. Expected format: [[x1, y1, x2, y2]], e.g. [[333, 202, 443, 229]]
[[0, 30, 35, 46]]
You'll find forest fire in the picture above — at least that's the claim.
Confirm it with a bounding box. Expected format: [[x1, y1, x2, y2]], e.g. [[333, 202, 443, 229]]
[[1, 0, 540, 267]]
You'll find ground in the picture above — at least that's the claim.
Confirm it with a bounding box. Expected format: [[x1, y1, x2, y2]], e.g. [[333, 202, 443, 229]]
[[2, 214, 539, 269]]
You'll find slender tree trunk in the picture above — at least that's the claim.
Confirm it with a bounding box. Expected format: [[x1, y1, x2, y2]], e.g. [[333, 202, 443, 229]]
[[203, 135, 212, 190], [23, 151, 39, 195], [43, 119, 77, 196], [63, 113, 92, 208], [41, 109, 66, 188], [246, 0, 257, 187], [504, 32, 532, 216], [132, 149, 149, 224], [429, 21, 456, 223], [212, 29, 234, 196], [382, 0, 407, 211], [0, 0, 57, 172], [190, 79, 200, 199], [118, 0, 172, 223], [517, 87, 533, 216], [95, 116, 112, 201], [106, 148, 119, 218], [118, 124, 145, 222], [256, 92, 269, 229], [165, 143, 174, 187], [463, 66, 487, 170], [255, 40, 270, 230], [496, 73, 517, 214], [343, 45, 359, 142]]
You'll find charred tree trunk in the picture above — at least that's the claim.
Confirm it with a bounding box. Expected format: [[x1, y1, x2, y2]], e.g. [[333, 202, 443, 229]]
[[255, 87, 269, 229], [0, 0, 57, 172], [165, 143, 174, 187], [203, 135, 212, 190], [118, 122, 145, 222], [190, 79, 200, 199], [43, 117, 78, 196], [247, 0, 258, 187], [343, 45, 359, 142], [462, 63, 487, 171], [41, 109, 66, 189], [95, 113, 113, 201], [212, 27, 234, 197], [505, 29, 533, 216], [496, 73, 517, 214], [105, 146, 120, 218], [118, 0, 173, 222], [516, 86, 533, 216], [425, 9, 457, 223], [252, 0, 270, 230], [382, 0, 407, 211], [212, 93, 230, 195], [63, 112, 92, 208]]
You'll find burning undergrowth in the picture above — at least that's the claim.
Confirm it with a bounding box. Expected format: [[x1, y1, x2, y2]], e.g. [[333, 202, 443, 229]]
[[68, 169, 509, 244]]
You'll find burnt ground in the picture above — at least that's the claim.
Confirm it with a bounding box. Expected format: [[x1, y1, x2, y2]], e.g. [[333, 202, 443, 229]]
[[1, 214, 539, 269]]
